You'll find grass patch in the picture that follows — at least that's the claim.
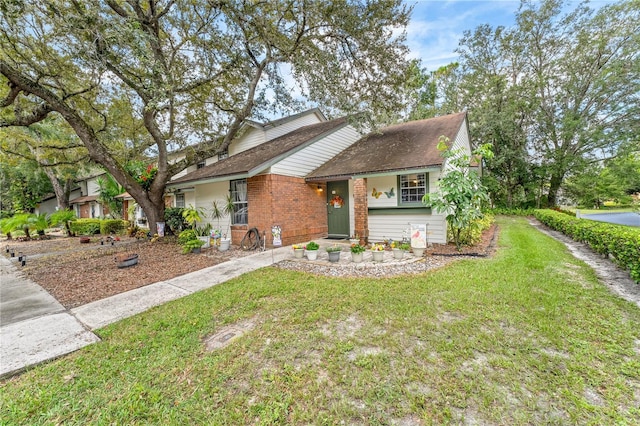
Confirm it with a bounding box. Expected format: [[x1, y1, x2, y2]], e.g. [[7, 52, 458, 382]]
[[2, 217, 640, 424]]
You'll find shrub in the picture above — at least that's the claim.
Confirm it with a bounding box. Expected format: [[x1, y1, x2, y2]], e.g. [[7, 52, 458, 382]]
[[447, 214, 494, 248], [487, 207, 536, 216], [534, 209, 640, 282], [100, 219, 127, 235], [70, 219, 102, 235], [164, 207, 187, 235], [178, 229, 197, 245]]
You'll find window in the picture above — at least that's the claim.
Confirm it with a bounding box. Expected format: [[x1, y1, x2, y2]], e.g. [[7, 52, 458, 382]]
[[399, 173, 427, 205], [218, 149, 229, 160], [230, 179, 248, 224], [175, 193, 185, 208], [197, 161, 206, 169]]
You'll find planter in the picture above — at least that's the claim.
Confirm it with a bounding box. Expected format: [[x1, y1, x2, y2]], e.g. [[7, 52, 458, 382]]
[[79, 236, 91, 244], [371, 250, 384, 263], [197, 236, 210, 249], [306, 249, 318, 261], [327, 251, 341, 263], [293, 248, 304, 259], [219, 238, 231, 252], [191, 247, 201, 254], [115, 253, 138, 268], [349, 238, 360, 245], [392, 248, 404, 260], [412, 247, 425, 257], [351, 252, 364, 263]]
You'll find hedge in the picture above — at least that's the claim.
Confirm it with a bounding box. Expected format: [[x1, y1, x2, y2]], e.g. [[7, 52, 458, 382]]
[[534, 209, 640, 282], [70, 219, 102, 236], [100, 219, 128, 235]]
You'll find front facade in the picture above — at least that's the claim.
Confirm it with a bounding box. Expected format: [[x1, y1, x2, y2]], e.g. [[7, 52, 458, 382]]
[[69, 173, 108, 219], [169, 110, 472, 247]]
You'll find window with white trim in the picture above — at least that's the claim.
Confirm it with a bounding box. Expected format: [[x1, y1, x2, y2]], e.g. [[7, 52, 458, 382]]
[[399, 173, 427, 205], [218, 149, 229, 160], [197, 161, 206, 169], [175, 193, 185, 208], [230, 179, 248, 224]]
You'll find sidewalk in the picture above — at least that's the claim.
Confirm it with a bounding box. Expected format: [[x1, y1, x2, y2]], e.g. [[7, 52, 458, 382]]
[[1, 246, 292, 378]]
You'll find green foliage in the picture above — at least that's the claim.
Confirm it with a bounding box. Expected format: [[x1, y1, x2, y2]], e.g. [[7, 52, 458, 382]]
[[423, 137, 494, 249], [32, 213, 49, 235], [325, 245, 342, 253], [96, 174, 125, 218], [445, 214, 494, 247], [486, 207, 536, 216], [70, 219, 102, 236], [178, 229, 198, 245], [534, 209, 640, 282], [164, 207, 187, 236], [305, 241, 319, 251], [49, 209, 76, 236], [100, 219, 127, 235], [182, 205, 204, 230], [181, 238, 205, 254], [350, 243, 366, 254], [195, 223, 212, 237]]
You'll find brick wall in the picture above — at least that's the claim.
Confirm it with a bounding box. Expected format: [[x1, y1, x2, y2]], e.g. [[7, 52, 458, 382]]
[[246, 174, 327, 247], [353, 178, 369, 244]]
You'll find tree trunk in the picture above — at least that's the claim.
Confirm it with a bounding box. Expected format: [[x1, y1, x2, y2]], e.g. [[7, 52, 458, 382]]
[[547, 172, 564, 207], [43, 167, 71, 210]]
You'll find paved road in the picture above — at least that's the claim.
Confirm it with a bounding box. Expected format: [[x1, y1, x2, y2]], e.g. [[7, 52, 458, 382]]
[[580, 212, 640, 227]]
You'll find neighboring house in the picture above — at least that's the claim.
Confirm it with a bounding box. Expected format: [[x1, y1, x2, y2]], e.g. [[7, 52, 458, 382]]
[[167, 109, 362, 245], [168, 110, 472, 247], [69, 173, 109, 219], [307, 112, 470, 245]]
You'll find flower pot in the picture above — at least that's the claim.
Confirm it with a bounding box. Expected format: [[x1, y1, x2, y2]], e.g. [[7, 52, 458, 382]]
[[79, 236, 91, 244], [115, 253, 138, 268], [197, 236, 210, 248], [191, 247, 201, 254], [412, 247, 424, 257], [393, 248, 404, 260], [219, 238, 231, 252], [349, 238, 360, 245], [293, 248, 304, 259], [351, 252, 363, 263], [306, 249, 318, 261], [371, 251, 384, 263], [328, 251, 341, 263]]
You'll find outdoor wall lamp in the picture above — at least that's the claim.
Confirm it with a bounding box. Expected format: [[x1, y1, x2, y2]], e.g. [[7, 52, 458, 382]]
[[317, 185, 323, 192]]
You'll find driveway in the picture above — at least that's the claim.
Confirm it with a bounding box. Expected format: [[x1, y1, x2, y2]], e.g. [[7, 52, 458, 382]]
[[580, 212, 640, 227]]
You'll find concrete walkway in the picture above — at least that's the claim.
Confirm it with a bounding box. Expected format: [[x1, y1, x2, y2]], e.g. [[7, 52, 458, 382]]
[[1, 246, 292, 378]]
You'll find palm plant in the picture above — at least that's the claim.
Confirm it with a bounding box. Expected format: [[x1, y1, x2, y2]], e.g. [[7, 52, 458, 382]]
[[49, 209, 76, 236], [182, 205, 205, 230], [96, 174, 124, 218]]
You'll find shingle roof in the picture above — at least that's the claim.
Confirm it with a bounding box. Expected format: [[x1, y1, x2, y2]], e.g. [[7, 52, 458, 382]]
[[69, 195, 99, 204], [169, 117, 349, 185], [306, 112, 467, 181]]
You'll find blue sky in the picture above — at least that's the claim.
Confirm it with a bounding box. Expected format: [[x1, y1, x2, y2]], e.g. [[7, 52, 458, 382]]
[[406, 0, 616, 71], [406, 0, 521, 70]]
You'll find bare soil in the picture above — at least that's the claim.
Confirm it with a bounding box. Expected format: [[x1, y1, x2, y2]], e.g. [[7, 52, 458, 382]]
[[2, 235, 251, 309]]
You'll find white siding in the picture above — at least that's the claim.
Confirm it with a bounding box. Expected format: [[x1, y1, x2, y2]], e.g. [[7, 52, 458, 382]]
[[193, 182, 232, 234], [443, 120, 471, 173], [269, 126, 360, 177], [367, 176, 397, 207], [86, 177, 102, 196], [231, 127, 266, 155], [368, 213, 446, 244], [264, 113, 323, 141]]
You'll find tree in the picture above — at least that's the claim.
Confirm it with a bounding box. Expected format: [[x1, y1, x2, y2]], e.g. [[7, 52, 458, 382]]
[[0, 1, 412, 233], [445, 0, 639, 208], [0, 156, 52, 213], [422, 137, 494, 250], [0, 119, 89, 210]]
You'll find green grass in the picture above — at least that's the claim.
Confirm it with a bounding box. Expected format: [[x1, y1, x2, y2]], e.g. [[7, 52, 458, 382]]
[[2, 217, 640, 424]]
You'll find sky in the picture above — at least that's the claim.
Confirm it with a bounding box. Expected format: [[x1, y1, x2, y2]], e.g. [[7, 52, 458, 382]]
[[405, 0, 616, 71]]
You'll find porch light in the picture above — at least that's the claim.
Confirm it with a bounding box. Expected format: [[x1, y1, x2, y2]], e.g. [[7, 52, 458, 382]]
[[317, 185, 323, 192]]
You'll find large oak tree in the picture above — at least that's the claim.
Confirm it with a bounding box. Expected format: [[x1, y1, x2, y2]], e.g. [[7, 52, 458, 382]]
[[0, 0, 412, 232]]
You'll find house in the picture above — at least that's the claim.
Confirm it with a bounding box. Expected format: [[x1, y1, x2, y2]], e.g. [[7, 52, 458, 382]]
[[68, 172, 109, 218], [306, 111, 470, 245], [168, 110, 472, 247], [167, 109, 362, 245]]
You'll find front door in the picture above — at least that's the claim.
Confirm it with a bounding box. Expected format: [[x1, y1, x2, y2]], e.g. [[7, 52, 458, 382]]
[[327, 181, 349, 238]]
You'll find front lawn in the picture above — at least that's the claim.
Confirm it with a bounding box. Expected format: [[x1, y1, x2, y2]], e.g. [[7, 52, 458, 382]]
[[2, 217, 639, 424]]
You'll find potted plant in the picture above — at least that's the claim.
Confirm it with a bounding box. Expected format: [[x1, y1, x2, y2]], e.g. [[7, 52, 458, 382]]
[[182, 238, 205, 254], [325, 245, 342, 263], [305, 241, 319, 260], [292, 243, 305, 259], [218, 194, 235, 251], [370, 243, 385, 262], [195, 223, 212, 248], [349, 233, 360, 245], [350, 243, 365, 263], [182, 205, 205, 230], [391, 241, 410, 260]]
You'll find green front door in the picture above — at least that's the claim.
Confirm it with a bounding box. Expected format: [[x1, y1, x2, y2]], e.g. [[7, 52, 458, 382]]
[[327, 181, 349, 238]]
